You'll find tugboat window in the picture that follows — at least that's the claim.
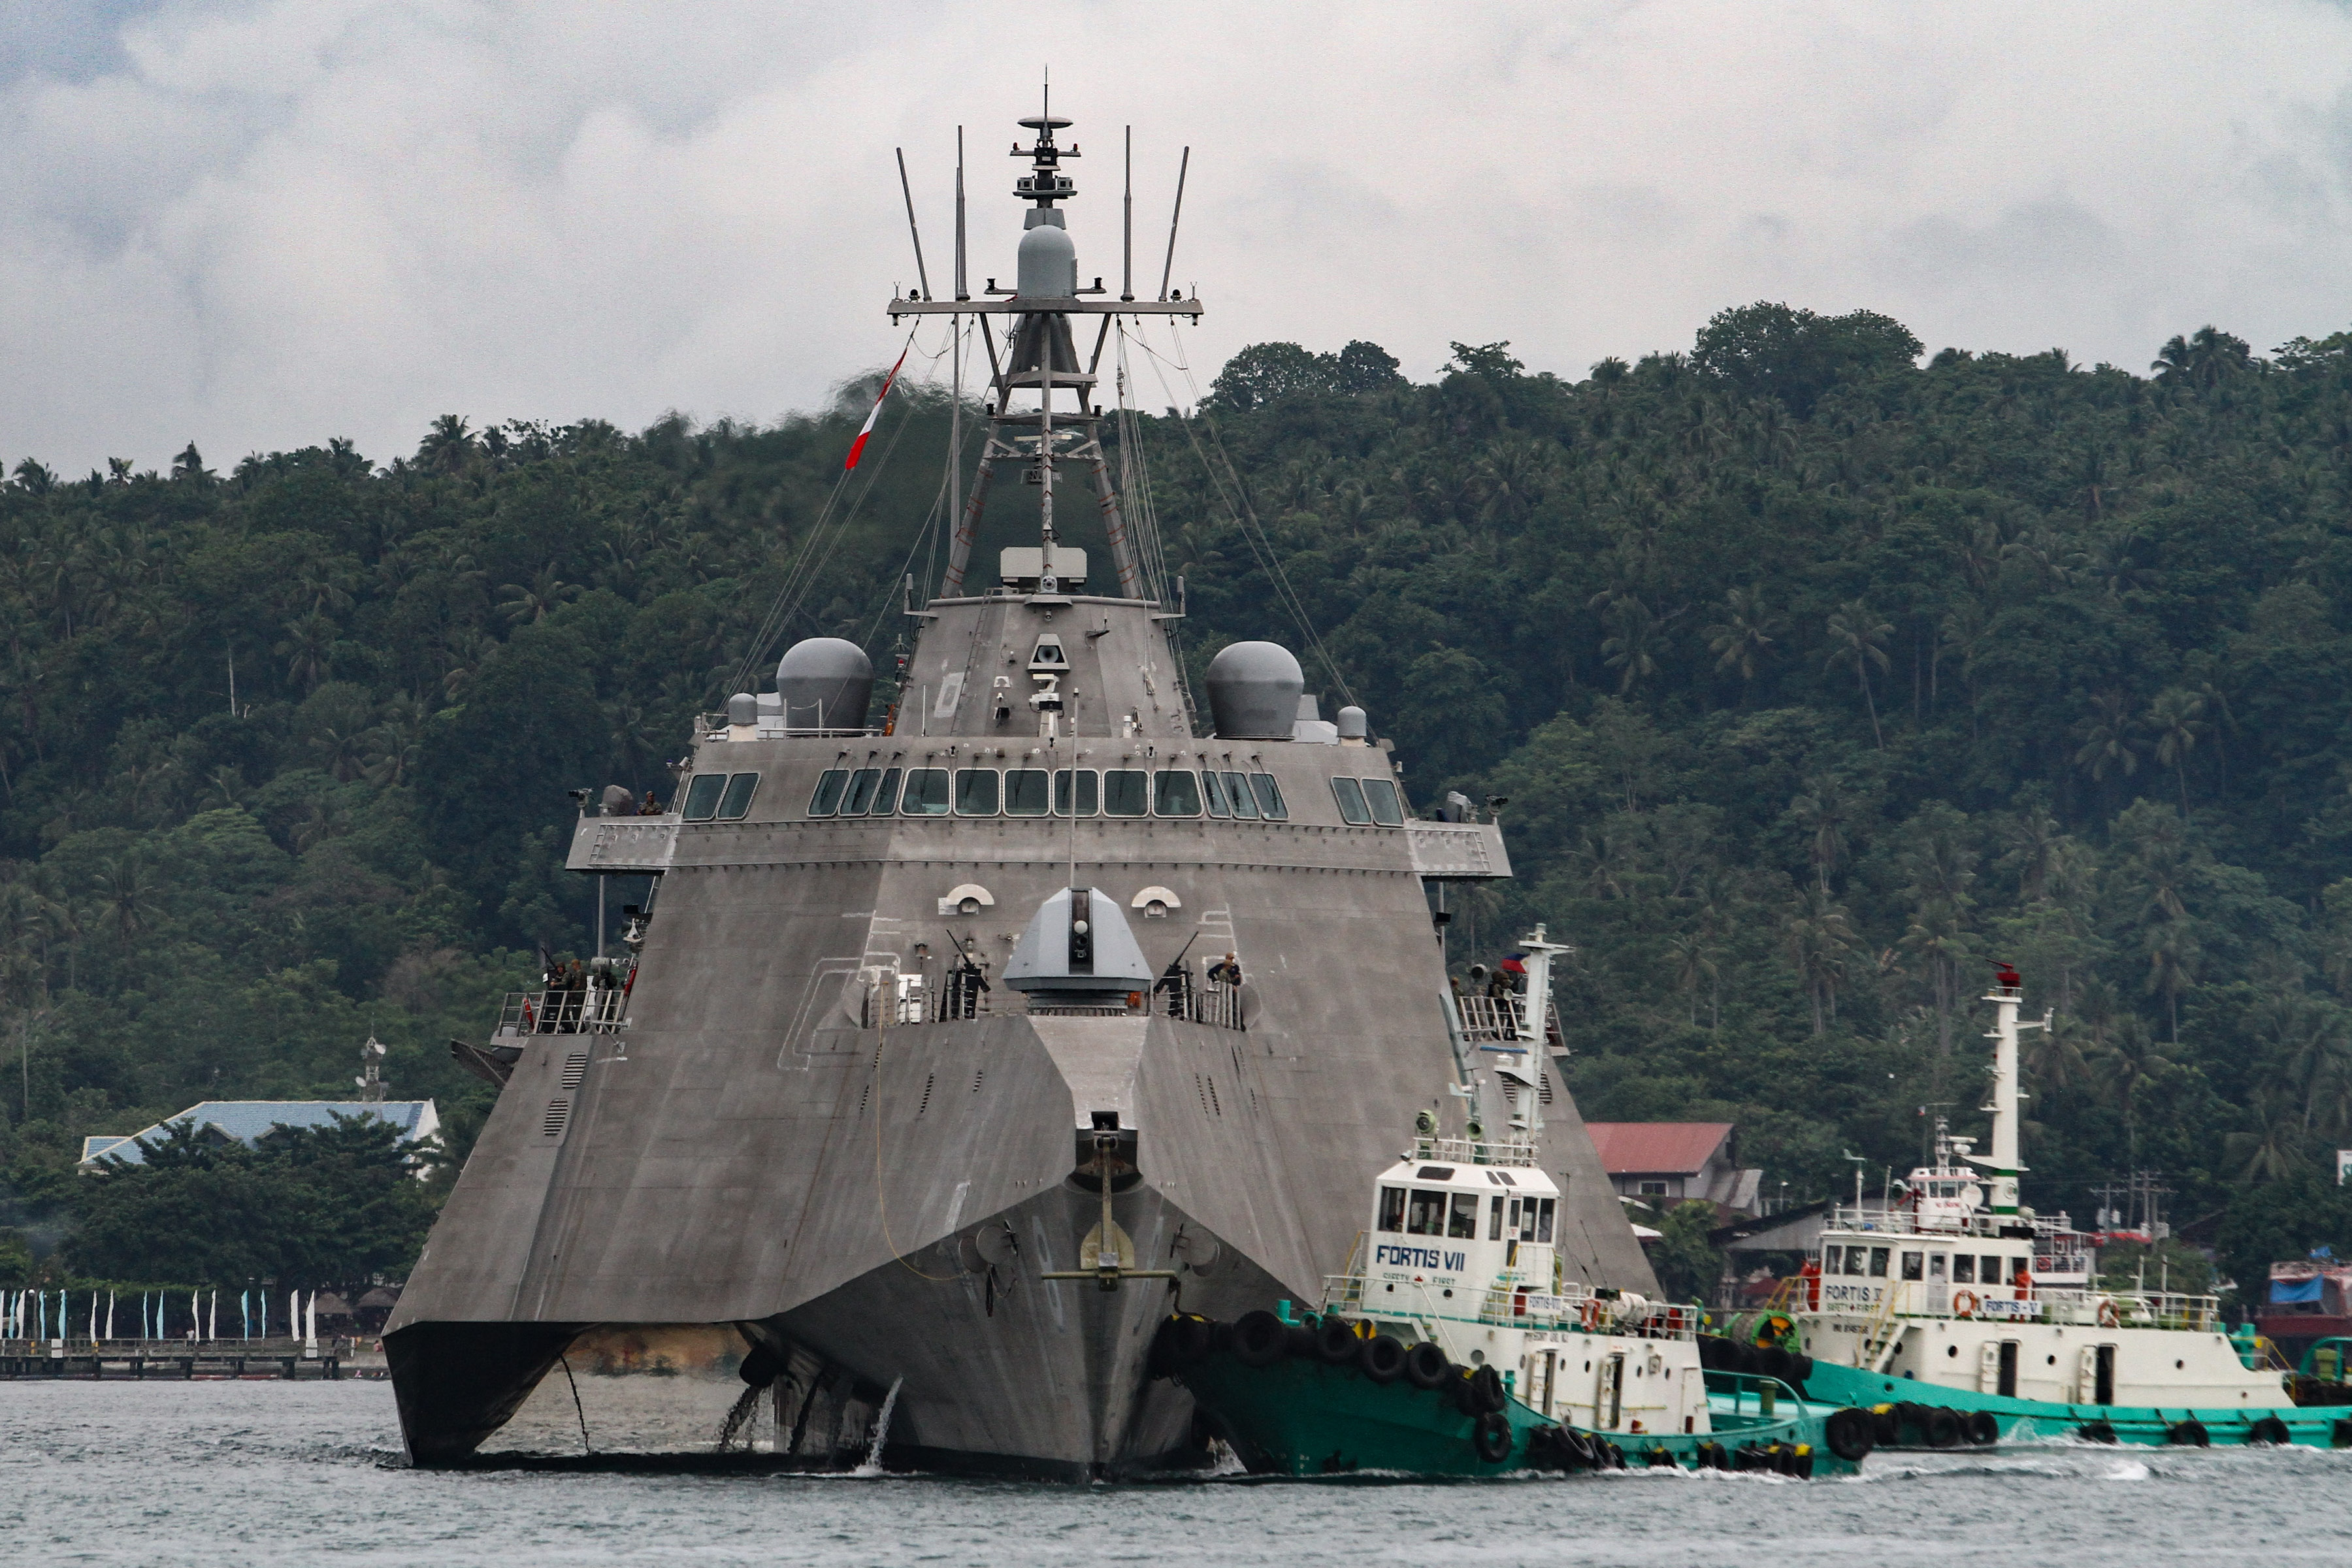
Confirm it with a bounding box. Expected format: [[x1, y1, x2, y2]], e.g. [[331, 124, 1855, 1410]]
[[901, 768, 951, 815], [1954, 1255, 1976, 1284], [1823, 1246, 1842, 1274], [1103, 769, 1149, 817], [1984, 1255, 2002, 1282], [1154, 769, 1203, 815], [868, 767, 904, 815], [1378, 1186, 1407, 1233], [1250, 774, 1288, 820], [843, 768, 883, 815], [1362, 777, 1405, 826], [1488, 1194, 1505, 1240], [1222, 771, 1260, 819], [1447, 1193, 1479, 1239], [1004, 768, 1051, 816], [1053, 769, 1098, 816], [1331, 776, 1371, 825], [1536, 1198, 1554, 1243], [1201, 771, 1232, 817], [1901, 1251, 1923, 1281], [1927, 1252, 1948, 1281], [1517, 1201, 1538, 1243], [1844, 1249, 1866, 1278], [802, 771, 845, 818], [1407, 1190, 1446, 1235], [715, 772, 760, 820], [954, 769, 1000, 815], [1869, 1247, 1889, 1277]]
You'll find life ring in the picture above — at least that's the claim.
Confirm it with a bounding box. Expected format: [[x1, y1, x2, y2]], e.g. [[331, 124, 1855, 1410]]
[[2096, 1298, 2120, 1328], [1580, 1298, 1604, 1331], [1951, 1290, 1979, 1319]]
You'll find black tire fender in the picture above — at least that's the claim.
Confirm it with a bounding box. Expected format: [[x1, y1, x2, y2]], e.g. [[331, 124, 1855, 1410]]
[[1471, 1410, 1512, 1464], [1231, 1311, 1288, 1369], [1313, 1317, 1362, 1366], [1360, 1334, 1408, 1386], [2167, 1419, 2209, 1448], [1824, 1407, 1875, 1463], [1964, 1410, 1999, 1447], [1403, 1340, 1452, 1391], [1924, 1407, 1962, 1449]]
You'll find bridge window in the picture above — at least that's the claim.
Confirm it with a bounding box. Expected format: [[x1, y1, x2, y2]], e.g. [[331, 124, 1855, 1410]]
[[1250, 774, 1288, 821], [1362, 777, 1405, 826], [1536, 1198, 1555, 1244], [1103, 769, 1149, 817], [1845, 1249, 1867, 1278], [1154, 769, 1202, 815], [1927, 1252, 1947, 1281], [1902, 1251, 1923, 1281], [867, 767, 903, 815], [1378, 1186, 1407, 1233], [843, 768, 884, 815], [1448, 1193, 1479, 1240], [1823, 1246, 1842, 1274], [1870, 1247, 1889, 1277], [1407, 1190, 1447, 1235], [715, 772, 759, 820], [802, 770, 846, 818], [1332, 777, 1371, 825], [901, 768, 951, 815], [1222, 771, 1259, 820], [1201, 771, 1232, 818], [1954, 1255, 1976, 1284], [954, 769, 1000, 815], [1053, 769, 1098, 815], [1005, 768, 1051, 816]]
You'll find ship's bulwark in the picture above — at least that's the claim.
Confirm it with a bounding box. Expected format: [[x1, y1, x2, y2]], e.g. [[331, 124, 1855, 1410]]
[[387, 576, 1654, 1473]]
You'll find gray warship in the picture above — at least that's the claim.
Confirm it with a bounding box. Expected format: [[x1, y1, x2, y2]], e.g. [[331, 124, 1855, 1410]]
[[385, 104, 1656, 1477]]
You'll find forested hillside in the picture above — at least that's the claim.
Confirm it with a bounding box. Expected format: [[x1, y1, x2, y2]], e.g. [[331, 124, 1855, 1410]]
[[8, 302, 2352, 1295]]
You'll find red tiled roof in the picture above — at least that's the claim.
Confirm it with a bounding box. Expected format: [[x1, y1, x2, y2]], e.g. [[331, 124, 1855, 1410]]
[[1584, 1122, 1733, 1176]]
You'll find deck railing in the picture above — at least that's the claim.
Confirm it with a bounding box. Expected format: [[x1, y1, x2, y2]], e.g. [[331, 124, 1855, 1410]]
[[497, 986, 629, 1036]]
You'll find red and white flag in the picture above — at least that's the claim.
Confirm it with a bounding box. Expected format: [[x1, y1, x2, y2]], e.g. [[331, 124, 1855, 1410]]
[[844, 342, 911, 470]]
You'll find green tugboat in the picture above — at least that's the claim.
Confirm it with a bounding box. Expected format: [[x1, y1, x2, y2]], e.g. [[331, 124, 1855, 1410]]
[[1157, 932, 1879, 1477], [1769, 968, 2352, 1450]]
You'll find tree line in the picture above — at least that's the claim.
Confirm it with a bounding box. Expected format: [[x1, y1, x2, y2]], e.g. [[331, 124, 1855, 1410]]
[[7, 301, 2352, 1299]]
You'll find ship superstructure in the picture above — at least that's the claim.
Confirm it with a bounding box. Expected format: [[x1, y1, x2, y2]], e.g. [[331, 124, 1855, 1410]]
[[384, 103, 1654, 1477]]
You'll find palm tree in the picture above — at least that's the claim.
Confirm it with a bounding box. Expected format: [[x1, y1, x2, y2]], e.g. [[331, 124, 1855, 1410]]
[[1600, 596, 1661, 695], [2144, 923, 2200, 1043], [2225, 1086, 2306, 1183], [418, 414, 476, 475], [2072, 689, 2144, 784], [276, 613, 338, 694], [1705, 585, 1778, 691], [2145, 687, 2208, 810], [1667, 932, 1720, 1029], [1823, 599, 1893, 748], [1784, 890, 1856, 1036], [497, 564, 584, 627], [2096, 1015, 2173, 1162], [91, 856, 157, 940], [1788, 776, 1849, 892]]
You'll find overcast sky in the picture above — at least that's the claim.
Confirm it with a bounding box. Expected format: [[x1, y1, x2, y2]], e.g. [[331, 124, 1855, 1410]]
[[5, 1, 2352, 474]]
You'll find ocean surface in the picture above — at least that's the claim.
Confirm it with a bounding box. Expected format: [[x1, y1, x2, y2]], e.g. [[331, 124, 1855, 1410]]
[[5, 1380, 2350, 1567]]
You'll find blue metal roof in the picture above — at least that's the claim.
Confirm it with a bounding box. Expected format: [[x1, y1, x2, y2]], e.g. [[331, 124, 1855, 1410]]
[[84, 1101, 437, 1167]]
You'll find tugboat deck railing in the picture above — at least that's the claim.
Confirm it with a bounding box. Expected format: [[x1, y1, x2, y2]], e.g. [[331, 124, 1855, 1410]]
[[1409, 1134, 1539, 1169], [1319, 1271, 1699, 1341]]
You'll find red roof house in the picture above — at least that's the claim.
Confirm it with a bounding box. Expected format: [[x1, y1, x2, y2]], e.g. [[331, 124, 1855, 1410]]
[[1584, 1122, 1763, 1216]]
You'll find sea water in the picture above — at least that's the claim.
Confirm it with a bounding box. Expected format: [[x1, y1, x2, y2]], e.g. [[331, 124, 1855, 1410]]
[[4, 1380, 2349, 1567]]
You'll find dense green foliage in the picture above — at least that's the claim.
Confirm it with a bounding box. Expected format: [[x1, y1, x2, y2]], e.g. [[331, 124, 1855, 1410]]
[[10, 301, 2352, 1298]]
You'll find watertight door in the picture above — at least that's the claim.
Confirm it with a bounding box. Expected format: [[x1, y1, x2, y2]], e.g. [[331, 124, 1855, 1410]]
[[1533, 1349, 1556, 1417], [2094, 1344, 2115, 1407], [1977, 1341, 2001, 1395], [1998, 1340, 2019, 1399], [1597, 1353, 1624, 1430]]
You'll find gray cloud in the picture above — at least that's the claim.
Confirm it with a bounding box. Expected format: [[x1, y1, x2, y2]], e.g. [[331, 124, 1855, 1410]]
[[5, 0, 2352, 472]]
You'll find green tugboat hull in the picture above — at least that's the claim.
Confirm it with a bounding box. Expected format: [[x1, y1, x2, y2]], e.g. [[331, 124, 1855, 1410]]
[[1175, 1350, 1857, 1478], [1797, 1358, 2349, 1449]]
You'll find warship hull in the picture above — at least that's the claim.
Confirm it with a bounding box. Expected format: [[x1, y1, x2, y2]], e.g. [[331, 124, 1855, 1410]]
[[385, 106, 1655, 1475]]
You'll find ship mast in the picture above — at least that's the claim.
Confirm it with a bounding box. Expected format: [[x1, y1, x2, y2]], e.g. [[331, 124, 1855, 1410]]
[[1976, 964, 2047, 1218], [892, 97, 1202, 601]]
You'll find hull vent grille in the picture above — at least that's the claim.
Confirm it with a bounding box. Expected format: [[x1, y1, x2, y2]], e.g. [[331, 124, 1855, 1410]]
[[541, 1099, 571, 1139], [560, 1052, 589, 1089]]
